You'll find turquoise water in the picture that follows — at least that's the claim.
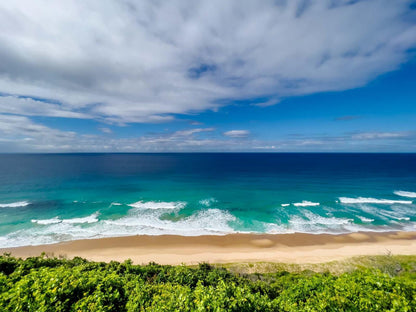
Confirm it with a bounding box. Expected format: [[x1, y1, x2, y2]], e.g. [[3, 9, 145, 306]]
[[0, 153, 415, 247]]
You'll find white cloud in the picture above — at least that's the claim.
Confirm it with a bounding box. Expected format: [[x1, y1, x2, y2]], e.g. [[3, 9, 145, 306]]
[[190, 121, 204, 126], [172, 128, 215, 137], [351, 131, 410, 140], [252, 97, 281, 107], [0, 95, 89, 119], [0, 0, 415, 123], [223, 130, 250, 138], [0, 114, 77, 151], [99, 127, 112, 134]]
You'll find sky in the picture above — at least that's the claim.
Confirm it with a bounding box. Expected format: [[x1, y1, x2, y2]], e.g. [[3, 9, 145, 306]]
[[0, 0, 416, 152]]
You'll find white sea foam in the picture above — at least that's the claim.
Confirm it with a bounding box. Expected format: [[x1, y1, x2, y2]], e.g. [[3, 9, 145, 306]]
[[263, 216, 397, 235], [285, 211, 355, 234], [128, 201, 186, 210], [357, 216, 375, 223], [0, 207, 238, 247], [403, 222, 416, 232], [394, 191, 416, 198], [281, 203, 290, 207], [264, 222, 294, 234], [62, 212, 99, 224], [199, 198, 217, 207], [31, 217, 61, 225], [103, 208, 235, 236], [0, 201, 30, 208], [293, 201, 320, 207], [111, 202, 122, 206], [377, 210, 411, 221], [356, 202, 415, 222], [2, 222, 98, 247], [390, 205, 416, 219], [303, 211, 353, 225], [339, 197, 412, 205], [31, 212, 100, 225], [348, 201, 416, 224]]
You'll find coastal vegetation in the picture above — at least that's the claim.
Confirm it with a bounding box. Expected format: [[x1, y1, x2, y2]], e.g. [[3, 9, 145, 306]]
[[0, 254, 415, 311]]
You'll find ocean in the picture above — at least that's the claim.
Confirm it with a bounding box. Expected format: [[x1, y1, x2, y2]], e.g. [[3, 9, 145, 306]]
[[0, 153, 415, 247]]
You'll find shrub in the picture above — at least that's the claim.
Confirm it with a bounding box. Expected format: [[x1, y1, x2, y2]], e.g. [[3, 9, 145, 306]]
[[0, 255, 414, 311]]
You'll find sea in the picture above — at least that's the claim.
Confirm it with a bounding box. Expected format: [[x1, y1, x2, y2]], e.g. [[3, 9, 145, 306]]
[[0, 153, 415, 247]]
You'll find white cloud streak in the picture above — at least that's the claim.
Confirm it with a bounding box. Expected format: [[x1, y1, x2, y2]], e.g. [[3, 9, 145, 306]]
[[172, 128, 215, 137], [351, 131, 410, 140], [99, 127, 113, 134], [0, 0, 415, 123], [223, 130, 250, 138]]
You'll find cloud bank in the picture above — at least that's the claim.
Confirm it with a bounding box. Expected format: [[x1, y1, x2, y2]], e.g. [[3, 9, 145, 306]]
[[0, 0, 415, 123]]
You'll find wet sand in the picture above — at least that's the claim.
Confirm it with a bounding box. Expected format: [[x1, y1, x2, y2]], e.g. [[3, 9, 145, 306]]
[[1, 231, 415, 265]]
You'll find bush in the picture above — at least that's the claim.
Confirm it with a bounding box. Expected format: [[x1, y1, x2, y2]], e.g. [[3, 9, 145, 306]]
[[0, 254, 415, 311]]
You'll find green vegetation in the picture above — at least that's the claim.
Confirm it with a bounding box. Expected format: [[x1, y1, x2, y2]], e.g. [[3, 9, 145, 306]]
[[0, 254, 415, 311]]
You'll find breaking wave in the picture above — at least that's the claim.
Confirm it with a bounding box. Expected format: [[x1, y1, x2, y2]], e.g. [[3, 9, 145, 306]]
[[4, 206, 235, 247], [31, 217, 61, 225], [394, 191, 416, 198], [339, 197, 412, 205], [128, 201, 186, 210], [0, 201, 30, 208], [199, 198, 218, 207], [293, 201, 320, 207], [32, 212, 99, 225], [2, 194, 416, 248]]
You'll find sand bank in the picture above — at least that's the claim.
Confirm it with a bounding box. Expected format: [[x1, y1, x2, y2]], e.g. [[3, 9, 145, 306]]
[[1, 231, 415, 265]]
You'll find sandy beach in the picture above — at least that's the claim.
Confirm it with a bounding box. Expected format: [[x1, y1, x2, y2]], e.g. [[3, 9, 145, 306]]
[[1, 231, 415, 265]]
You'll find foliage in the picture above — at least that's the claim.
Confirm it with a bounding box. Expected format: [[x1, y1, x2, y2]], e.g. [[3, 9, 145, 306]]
[[0, 254, 415, 311]]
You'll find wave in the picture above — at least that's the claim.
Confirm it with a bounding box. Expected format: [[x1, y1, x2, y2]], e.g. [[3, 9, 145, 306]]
[[31, 213, 99, 225], [4, 222, 96, 247], [3, 193, 416, 248], [31, 217, 61, 225], [394, 190, 416, 198], [128, 201, 186, 210], [62, 213, 99, 224], [377, 209, 411, 221], [293, 201, 320, 207], [199, 198, 217, 207], [103, 208, 235, 235], [0, 201, 30, 208], [339, 197, 412, 205], [265, 211, 369, 234], [3, 208, 236, 247], [357, 216, 374, 223], [294, 211, 353, 226], [348, 202, 415, 224]]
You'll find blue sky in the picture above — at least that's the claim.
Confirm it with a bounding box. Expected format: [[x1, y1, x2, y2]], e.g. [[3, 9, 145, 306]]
[[0, 0, 416, 152]]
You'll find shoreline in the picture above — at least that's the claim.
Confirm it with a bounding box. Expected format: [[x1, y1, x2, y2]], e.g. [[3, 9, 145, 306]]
[[1, 231, 416, 265]]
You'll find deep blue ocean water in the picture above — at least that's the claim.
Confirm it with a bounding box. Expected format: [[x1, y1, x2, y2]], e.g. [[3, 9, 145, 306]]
[[0, 153, 415, 247]]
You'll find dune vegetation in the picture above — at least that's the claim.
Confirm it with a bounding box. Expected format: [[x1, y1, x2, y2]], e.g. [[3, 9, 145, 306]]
[[0, 253, 415, 311]]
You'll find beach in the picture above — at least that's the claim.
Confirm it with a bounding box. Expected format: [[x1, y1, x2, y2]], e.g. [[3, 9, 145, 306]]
[[2, 231, 415, 265]]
